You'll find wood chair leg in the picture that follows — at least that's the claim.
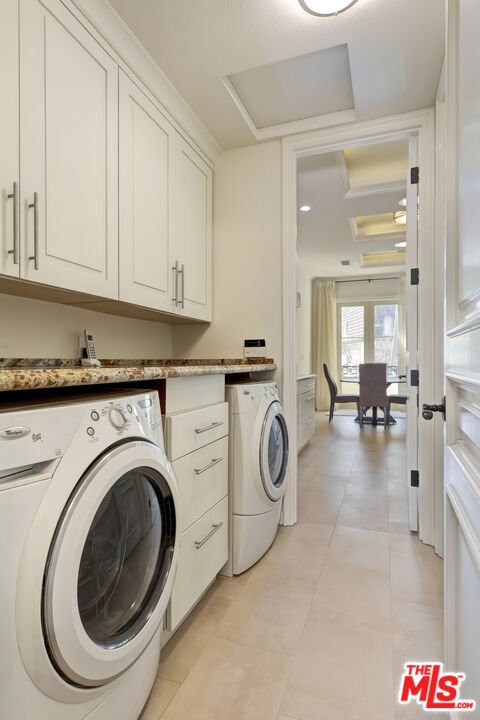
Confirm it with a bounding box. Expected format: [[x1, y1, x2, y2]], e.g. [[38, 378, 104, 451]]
[[359, 404, 363, 425], [329, 401, 334, 422], [373, 407, 377, 426]]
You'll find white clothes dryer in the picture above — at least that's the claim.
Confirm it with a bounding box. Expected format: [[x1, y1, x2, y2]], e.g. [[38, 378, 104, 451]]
[[224, 381, 289, 575], [0, 388, 181, 720]]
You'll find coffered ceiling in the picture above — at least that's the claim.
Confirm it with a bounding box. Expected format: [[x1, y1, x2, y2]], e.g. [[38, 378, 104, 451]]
[[109, 0, 444, 149]]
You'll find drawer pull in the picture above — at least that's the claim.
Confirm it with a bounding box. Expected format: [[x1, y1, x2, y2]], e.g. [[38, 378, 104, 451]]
[[194, 522, 223, 549], [305, 393, 316, 401], [195, 420, 224, 434], [195, 457, 223, 475]]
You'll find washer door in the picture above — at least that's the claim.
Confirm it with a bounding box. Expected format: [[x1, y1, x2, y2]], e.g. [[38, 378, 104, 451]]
[[42, 440, 179, 688], [259, 401, 289, 502]]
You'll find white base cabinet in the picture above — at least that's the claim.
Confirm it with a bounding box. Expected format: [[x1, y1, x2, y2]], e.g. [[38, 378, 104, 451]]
[[164, 376, 228, 633], [297, 375, 316, 452]]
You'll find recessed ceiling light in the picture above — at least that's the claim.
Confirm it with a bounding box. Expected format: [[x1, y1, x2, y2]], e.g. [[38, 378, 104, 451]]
[[399, 197, 407, 207], [299, 205, 311, 212], [393, 211, 407, 225], [299, 0, 359, 17], [395, 241, 406, 248]]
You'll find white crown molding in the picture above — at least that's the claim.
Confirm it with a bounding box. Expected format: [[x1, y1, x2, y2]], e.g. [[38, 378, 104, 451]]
[[348, 217, 406, 244], [345, 179, 407, 199], [67, 0, 222, 163], [335, 150, 350, 194], [222, 76, 357, 142], [360, 255, 406, 268]]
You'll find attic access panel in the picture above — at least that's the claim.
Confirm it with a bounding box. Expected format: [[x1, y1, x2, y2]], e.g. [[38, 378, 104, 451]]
[[227, 44, 354, 129]]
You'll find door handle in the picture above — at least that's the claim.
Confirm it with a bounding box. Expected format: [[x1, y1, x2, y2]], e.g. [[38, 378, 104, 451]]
[[7, 181, 19, 265], [422, 396, 446, 421], [28, 192, 39, 270]]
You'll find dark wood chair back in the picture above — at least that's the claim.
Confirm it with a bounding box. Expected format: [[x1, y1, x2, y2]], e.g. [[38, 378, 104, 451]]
[[359, 363, 388, 407], [323, 363, 338, 403]]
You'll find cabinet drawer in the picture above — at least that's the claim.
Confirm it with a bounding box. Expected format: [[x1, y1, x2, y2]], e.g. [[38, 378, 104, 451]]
[[301, 392, 316, 420], [297, 376, 316, 396], [173, 436, 228, 531], [166, 402, 228, 461], [167, 496, 228, 630]]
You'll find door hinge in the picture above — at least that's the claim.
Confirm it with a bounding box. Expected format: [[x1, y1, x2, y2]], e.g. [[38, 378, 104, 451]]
[[410, 369, 419, 387], [411, 268, 419, 285], [411, 470, 420, 488], [411, 166, 419, 184]]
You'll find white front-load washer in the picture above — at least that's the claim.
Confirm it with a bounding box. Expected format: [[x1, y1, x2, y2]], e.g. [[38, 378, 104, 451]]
[[0, 388, 181, 720], [224, 381, 289, 575]]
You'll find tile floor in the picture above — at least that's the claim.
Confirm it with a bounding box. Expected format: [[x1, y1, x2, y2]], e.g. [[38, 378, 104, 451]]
[[141, 414, 444, 720]]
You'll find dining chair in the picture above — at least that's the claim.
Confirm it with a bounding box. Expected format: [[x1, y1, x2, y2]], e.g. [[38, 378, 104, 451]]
[[359, 363, 391, 426], [389, 394, 408, 405], [323, 363, 359, 422]]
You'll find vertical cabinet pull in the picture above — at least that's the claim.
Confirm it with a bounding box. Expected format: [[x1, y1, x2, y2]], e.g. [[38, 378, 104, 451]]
[[172, 260, 179, 305], [178, 263, 185, 308], [7, 181, 19, 265], [28, 192, 39, 270]]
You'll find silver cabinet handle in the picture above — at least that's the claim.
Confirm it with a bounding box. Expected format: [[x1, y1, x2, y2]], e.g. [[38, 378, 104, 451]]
[[172, 260, 179, 305], [28, 192, 39, 270], [195, 457, 223, 475], [195, 522, 223, 550], [7, 181, 19, 265], [178, 263, 185, 308], [195, 420, 223, 434]]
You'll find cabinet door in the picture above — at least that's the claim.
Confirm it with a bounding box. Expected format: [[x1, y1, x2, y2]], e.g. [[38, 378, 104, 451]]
[[0, 0, 20, 278], [119, 72, 175, 311], [19, 0, 118, 298], [174, 137, 212, 321]]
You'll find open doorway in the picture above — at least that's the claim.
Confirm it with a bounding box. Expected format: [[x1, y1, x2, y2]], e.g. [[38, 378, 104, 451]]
[[295, 138, 414, 532]]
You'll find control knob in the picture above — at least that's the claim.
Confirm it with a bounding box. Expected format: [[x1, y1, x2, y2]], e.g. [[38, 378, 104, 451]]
[[109, 407, 126, 430]]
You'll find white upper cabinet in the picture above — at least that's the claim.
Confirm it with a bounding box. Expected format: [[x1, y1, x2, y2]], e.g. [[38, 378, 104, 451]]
[[19, 0, 118, 298], [119, 72, 174, 312], [0, 1, 20, 278], [173, 137, 213, 321]]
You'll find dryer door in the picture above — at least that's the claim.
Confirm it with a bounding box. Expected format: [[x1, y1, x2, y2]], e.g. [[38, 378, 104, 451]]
[[259, 401, 289, 502], [42, 440, 180, 688]]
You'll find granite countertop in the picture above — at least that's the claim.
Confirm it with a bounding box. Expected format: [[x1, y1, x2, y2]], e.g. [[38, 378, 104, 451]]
[[0, 358, 276, 393]]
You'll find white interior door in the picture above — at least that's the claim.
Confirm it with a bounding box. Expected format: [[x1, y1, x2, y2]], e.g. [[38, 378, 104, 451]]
[[406, 137, 420, 531], [444, 0, 480, 699], [0, 0, 20, 278], [19, 0, 118, 298]]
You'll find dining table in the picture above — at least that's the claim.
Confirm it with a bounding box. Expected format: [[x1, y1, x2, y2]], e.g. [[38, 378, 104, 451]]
[[341, 375, 407, 425]]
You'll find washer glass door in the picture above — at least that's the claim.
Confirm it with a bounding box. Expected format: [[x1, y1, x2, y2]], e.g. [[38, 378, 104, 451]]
[[43, 440, 178, 688], [260, 402, 289, 502], [78, 467, 172, 649]]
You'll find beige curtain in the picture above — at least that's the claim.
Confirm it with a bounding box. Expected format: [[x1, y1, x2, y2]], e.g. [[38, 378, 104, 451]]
[[313, 280, 338, 411]]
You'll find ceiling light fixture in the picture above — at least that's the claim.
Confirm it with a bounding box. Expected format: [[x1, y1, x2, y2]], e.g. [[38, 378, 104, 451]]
[[299, 205, 311, 212], [399, 197, 407, 207], [393, 211, 407, 225], [395, 241, 406, 248], [298, 0, 359, 17]]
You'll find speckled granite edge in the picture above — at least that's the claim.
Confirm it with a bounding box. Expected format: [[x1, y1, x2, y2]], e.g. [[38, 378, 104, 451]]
[[0, 357, 274, 368], [0, 362, 277, 392]]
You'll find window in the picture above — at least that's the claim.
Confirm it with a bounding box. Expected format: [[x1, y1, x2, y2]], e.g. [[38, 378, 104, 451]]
[[338, 301, 400, 379]]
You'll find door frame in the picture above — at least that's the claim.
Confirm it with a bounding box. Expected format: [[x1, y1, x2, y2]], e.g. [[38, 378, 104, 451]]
[[281, 108, 438, 547]]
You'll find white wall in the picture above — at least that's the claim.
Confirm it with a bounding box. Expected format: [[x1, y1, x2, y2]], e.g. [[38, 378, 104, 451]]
[[0, 294, 173, 358], [335, 276, 401, 300], [173, 141, 283, 376], [296, 262, 312, 375]]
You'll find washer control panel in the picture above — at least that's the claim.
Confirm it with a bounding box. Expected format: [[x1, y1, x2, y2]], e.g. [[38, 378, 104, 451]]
[[108, 407, 126, 430], [83, 392, 163, 445]]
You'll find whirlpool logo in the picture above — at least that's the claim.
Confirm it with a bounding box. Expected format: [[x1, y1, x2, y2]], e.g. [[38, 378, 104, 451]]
[[0, 426, 31, 440]]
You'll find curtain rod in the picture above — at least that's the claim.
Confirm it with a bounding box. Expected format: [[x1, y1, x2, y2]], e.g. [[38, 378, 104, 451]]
[[335, 276, 400, 284]]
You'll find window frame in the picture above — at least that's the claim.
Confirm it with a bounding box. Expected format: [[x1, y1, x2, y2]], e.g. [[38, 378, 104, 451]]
[[336, 297, 400, 381]]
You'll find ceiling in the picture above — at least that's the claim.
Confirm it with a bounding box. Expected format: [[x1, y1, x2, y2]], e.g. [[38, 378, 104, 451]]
[[109, 0, 445, 150], [297, 139, 409, 279]]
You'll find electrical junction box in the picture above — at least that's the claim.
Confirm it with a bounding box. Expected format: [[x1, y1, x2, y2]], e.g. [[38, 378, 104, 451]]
[[244, 339, 266, 358]]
